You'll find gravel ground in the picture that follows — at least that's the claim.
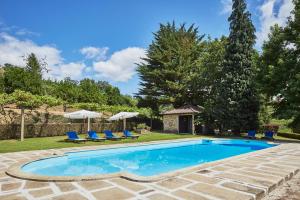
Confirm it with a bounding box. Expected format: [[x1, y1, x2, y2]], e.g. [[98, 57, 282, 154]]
[[263, 172, 300, 200]]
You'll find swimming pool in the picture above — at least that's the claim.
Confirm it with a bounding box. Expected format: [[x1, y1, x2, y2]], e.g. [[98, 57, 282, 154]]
[[21, 139, 275, 177]]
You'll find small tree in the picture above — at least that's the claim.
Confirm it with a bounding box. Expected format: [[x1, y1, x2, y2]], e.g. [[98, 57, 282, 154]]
[[10, 90, 42, 141]]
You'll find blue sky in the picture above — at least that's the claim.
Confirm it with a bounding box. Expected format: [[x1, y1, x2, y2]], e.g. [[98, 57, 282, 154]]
[[0, 0, 294, 95]]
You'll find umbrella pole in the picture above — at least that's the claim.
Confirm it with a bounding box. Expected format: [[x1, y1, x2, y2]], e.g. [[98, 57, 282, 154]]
[[123, 118, 126, 131], [88, 117, 90, 132]]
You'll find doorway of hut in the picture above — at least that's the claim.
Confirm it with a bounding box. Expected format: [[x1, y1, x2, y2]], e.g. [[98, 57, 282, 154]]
[[179, 115, 192, 133]]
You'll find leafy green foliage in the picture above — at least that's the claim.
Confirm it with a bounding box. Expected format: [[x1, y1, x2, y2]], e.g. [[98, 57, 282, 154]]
[[137, 22, 204, 110], [0, 68, 4, 93], [3, 64, 28, 94], [77, 79, 107, 104], [213, 0, 259, 133], [0, 93, 11, 106], [40, 95, 63, 108], [10, 90, 43, 109], [259, 0, 300, 130]]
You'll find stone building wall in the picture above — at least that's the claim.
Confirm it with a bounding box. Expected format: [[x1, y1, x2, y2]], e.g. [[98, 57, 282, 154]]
[[163, 115, 178, 133]]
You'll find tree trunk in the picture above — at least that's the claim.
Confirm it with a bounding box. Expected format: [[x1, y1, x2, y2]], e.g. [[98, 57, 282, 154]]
[[20, 108, 25, 141]]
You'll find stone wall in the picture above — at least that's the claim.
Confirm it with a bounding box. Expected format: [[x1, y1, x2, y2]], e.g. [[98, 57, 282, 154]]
[[0, 122, 136, 140], [163, 114, 178, 133]]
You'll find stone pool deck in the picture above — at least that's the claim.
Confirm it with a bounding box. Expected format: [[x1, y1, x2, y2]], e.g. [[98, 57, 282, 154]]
[[0, 138, 300, 200]]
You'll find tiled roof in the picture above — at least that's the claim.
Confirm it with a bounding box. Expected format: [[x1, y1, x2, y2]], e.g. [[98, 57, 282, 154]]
[[162, 105, 204, 115]]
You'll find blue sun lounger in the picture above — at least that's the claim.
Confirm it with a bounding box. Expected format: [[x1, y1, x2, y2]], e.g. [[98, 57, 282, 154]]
[[264, 130, 275, 140], [247, 130, 256, 139], [87, 130, 106, 142], [123, 130, 139, 139], [65, 131, 87, 143], [104, 130, 122, 140]]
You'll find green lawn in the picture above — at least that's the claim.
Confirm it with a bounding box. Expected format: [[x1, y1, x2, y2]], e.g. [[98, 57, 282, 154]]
[[0, 132, 202, 153], [0, 132, 298, 153]]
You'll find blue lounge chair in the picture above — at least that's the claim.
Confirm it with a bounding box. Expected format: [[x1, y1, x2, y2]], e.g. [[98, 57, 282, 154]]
[[87, 130, 105, 142], [65, 131, 87, 143], [104, 130, 122, 140], [247, 130, 256, 139], [264, 130, 275, 140], [123, 130, 139, 139]]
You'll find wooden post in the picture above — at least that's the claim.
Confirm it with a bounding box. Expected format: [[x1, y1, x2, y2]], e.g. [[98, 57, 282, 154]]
[[123, 118, 126, 131], [87, 117, 90, 132], [177, 115, 179, 134], [192, 114, 195, 135], [20, 108, 25, 141]]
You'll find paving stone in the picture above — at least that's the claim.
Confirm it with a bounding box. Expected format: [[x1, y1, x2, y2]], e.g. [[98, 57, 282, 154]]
[[147, 193, 177, 200], [55, 182, 77, 192], [259, 167, 293, 178], [92, 187, 133, 200], [275, 161, 300, 167], [24, 181, 49, 189], [263, 163, 298, 172], [188, 183, 253, 200], [216, 173, 275, 191], [183, 173, 220, 184], [244, 168, 290, 180], [210, 165, 232, 171], [157, 178, 191, 190], [233, 170, 284, 184], [222, 182, 265, 199], [139, 189, 155, 195], [53, 192, 88, 200], [28, 188, 53, 198], [78, 180, 112, 191], [0, 194, 27, 200], [110, 178, 146, 191], [1, 182, 22, 191], [225, 162, 256, 168], [196, 169, 212, 174], [172, 189, 209, 200]]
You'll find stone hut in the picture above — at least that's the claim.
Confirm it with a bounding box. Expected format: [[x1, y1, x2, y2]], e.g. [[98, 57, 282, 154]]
[[162, 105, 203, 134]]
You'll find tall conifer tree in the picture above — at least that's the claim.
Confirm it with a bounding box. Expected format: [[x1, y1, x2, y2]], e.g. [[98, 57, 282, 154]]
[[214, 0, 259, 133]]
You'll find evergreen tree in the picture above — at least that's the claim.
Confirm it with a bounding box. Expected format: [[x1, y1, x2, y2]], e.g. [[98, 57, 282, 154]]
[[213, 0, 259, 133], [24, 53, 44, 95], [137, 22, 204, 112]]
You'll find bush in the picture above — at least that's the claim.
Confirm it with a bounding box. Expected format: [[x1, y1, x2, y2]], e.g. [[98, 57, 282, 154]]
[[137, 123, 147, 129], [278, 132, 300, 140]]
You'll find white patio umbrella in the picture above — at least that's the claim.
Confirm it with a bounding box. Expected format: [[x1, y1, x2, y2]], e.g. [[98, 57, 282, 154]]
[[64, 110, 102, 131], [108, 112, 139, 131]]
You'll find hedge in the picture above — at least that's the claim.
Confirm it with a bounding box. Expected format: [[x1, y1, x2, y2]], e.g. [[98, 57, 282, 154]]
[[278, 132, 300, 140]]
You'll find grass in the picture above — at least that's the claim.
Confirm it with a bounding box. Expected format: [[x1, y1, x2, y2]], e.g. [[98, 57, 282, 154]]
[[0, 131, 299, 153], [0, 132, 202, 153]]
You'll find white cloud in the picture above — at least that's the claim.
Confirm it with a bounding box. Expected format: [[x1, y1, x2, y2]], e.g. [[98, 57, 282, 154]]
[[0, 33, 62, 67], [48, 62, 86, 80], [80, 46, 108, 60], [93, 47, 146, 82], [15, 28, 40, 37], [256, 0, 294, 47], [220, 0, 232, 14], [0, 32, 86, 80], [0, 32, 145, 83]]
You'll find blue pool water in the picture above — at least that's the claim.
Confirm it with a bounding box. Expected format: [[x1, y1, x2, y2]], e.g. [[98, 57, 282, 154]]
[[22, 139, 275, 177]]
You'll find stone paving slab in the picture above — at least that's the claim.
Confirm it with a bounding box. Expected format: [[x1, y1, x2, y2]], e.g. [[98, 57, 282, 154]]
[[0, 139, 299, 200]]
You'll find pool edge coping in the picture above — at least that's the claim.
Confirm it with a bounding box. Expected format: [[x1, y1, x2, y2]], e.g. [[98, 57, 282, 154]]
[[6, 138, 280, 182]]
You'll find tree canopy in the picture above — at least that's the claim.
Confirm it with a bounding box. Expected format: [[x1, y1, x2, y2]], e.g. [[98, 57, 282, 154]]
[[212, 0, 259, 133], [259, 0, 300, 131]]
